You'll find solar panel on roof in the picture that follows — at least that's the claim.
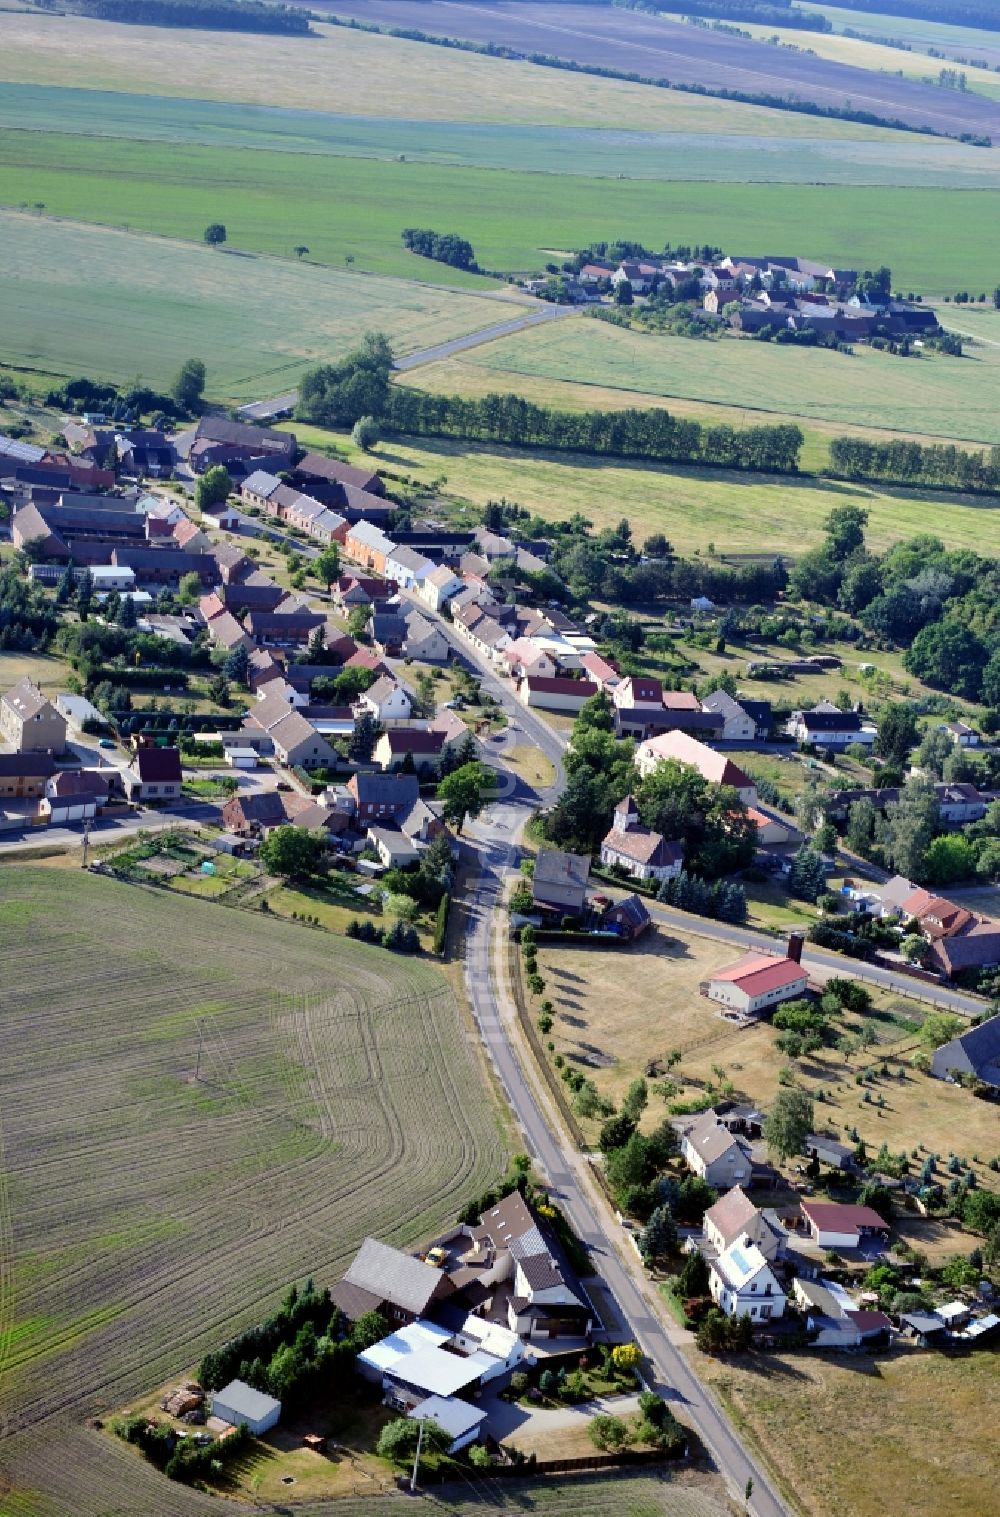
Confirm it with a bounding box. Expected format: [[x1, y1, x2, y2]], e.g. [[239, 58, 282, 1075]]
[[729, 1247, 750, 1275], [0, 433, 46, 464]]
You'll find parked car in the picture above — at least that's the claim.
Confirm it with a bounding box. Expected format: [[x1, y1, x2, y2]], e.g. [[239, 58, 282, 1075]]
[[99, 738, 116, 749]]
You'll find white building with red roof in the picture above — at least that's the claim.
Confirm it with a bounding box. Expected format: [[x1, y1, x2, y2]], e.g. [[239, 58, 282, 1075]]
[[634, 730, 757, 804], [707, 939, 807, 1017], [800, 1201, 890, 1250]]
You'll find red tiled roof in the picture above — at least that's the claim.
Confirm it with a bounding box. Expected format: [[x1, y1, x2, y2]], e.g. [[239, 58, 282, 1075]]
[[711, 952, 806, 996], [522, 676, 599, 697], [801, 1201, 889, 1233]]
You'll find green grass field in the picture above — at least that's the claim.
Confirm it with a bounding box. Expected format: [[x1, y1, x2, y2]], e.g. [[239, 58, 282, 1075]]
[[0, 866, 506, 1517], [0, 212, 516, 396], [0, 125, 997, 292], [4, 79, 1000, 189], [803, 3, 1000, 60], [432, 314, 1000, 445], [297, 416, 999, 555]]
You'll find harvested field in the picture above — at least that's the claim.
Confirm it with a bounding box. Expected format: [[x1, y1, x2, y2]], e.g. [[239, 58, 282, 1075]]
[[692, 1344, 1000, 1517], [0, 866, 506, 1515], [0, 9, 910, 134], [534, 927, 1000, 1183], [0, 212, 509, 397], [315, 1, 1000, 139]]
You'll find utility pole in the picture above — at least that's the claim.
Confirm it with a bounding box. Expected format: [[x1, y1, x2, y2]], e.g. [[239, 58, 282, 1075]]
[[81, 821, 91, 869], [409, 1416, 424, 1494], [195, 1020, 205, 1082]]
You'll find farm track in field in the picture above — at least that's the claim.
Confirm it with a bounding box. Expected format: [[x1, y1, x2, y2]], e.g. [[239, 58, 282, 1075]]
[[0, 868, 506, 1513]]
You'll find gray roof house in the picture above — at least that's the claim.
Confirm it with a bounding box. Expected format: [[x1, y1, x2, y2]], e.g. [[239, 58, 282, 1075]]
[[332, 1237, 453, 1325], [931, 1013, 1000, 1089], [532, 848, 590, 916], [680, 1113, 752, 1189]]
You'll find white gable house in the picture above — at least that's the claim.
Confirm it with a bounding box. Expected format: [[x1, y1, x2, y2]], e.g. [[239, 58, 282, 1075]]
[[709, 1239, 786, 1322]]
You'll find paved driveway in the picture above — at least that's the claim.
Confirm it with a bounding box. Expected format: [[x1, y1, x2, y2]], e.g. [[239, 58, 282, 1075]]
[[479, 1386, 641, 1443]]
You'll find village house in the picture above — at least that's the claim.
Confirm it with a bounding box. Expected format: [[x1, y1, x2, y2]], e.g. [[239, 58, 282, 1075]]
[[612, 675, 664, 712], [369, 611, 409, 658], [221, 790, 314, 836], [372, 728, 445, 775], [0, 679, 67, 754], [347, 771, 421, 824], [703, 1186, 786, 1263], [931, 922, 1000, 978], [366, 825, 421, 868], [634, 730, 758, 803], [0, 753, 57, 799], [532, 848, 590, 917], [124, 745, 182, 804], [384, 544, 434, 592], [706, 938, 808, 1018], [186, 415, 295, 476], [501, 638, 557, 682], [401, 608, 449, 663], [599, 795, 683, 884], [709, 1239, 786, 1323], [344, 520, 395, 573], [518, 675, 598, 714], [787, 701, 876, 751], [680, 1113, 752, 1189], [419, 563, 464, 612], [462, 1191, 593, 1341], [335, 574, 394, 611], [358, 676, 412, 724], [239, 470, 283, 513], [579, 650, 621, 691], [700, 689, 771, 743], [941, 719, 980, 748], [601, 892, 651, 940], [453, 604, 512, 663], [931, 1012, 1000, 1088]]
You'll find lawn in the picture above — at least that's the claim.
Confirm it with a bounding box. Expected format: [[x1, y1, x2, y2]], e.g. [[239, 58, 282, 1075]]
[[0, 211, 510, 398], [691, 1344, 1000, 1517], [503, 744, 557, 789], [534, 927, 1000, 1181], [0, 128, 997, 292], [332, 423, 1000, 556], [0, 865, 506, 1517], [445, 314, 1000, 447]]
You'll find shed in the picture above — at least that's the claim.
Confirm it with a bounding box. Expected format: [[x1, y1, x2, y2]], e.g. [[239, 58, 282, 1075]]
[[408, 1395, 487, 1454], [211, 1379, 281, 1435]]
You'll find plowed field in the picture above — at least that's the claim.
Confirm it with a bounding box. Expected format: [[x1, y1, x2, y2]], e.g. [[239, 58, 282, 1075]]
[[0, 867, 505, 1515]]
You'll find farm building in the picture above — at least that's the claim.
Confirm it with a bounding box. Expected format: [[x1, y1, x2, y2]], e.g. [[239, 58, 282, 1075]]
[[0, 678, 67, 755], [211, 1379, 281, 1435], [799, 1201, 890, 1250], [517, 675, 598, 714], [706, 938, 808, 1017], [407, 1395, 487, 1454], [333, 1237, 453, 1327]]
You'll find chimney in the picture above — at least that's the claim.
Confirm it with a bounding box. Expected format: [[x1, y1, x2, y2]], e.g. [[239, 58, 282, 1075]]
[[787, 931, 804, 965]]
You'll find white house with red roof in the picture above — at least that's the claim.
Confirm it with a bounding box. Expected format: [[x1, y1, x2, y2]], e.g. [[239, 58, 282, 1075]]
[[800, 1200, 890, 1250], [707, 938, 807, 1017]]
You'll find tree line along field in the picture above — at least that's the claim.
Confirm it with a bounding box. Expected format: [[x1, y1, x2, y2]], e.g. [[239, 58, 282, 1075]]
[[435, 314, 1000, 447], [300, 415, 1000, 557], [806, 2, 1000, 63], [0, 866, 506, 1517], [0, 213, 513, 398], [0, 124, 998, 294]]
